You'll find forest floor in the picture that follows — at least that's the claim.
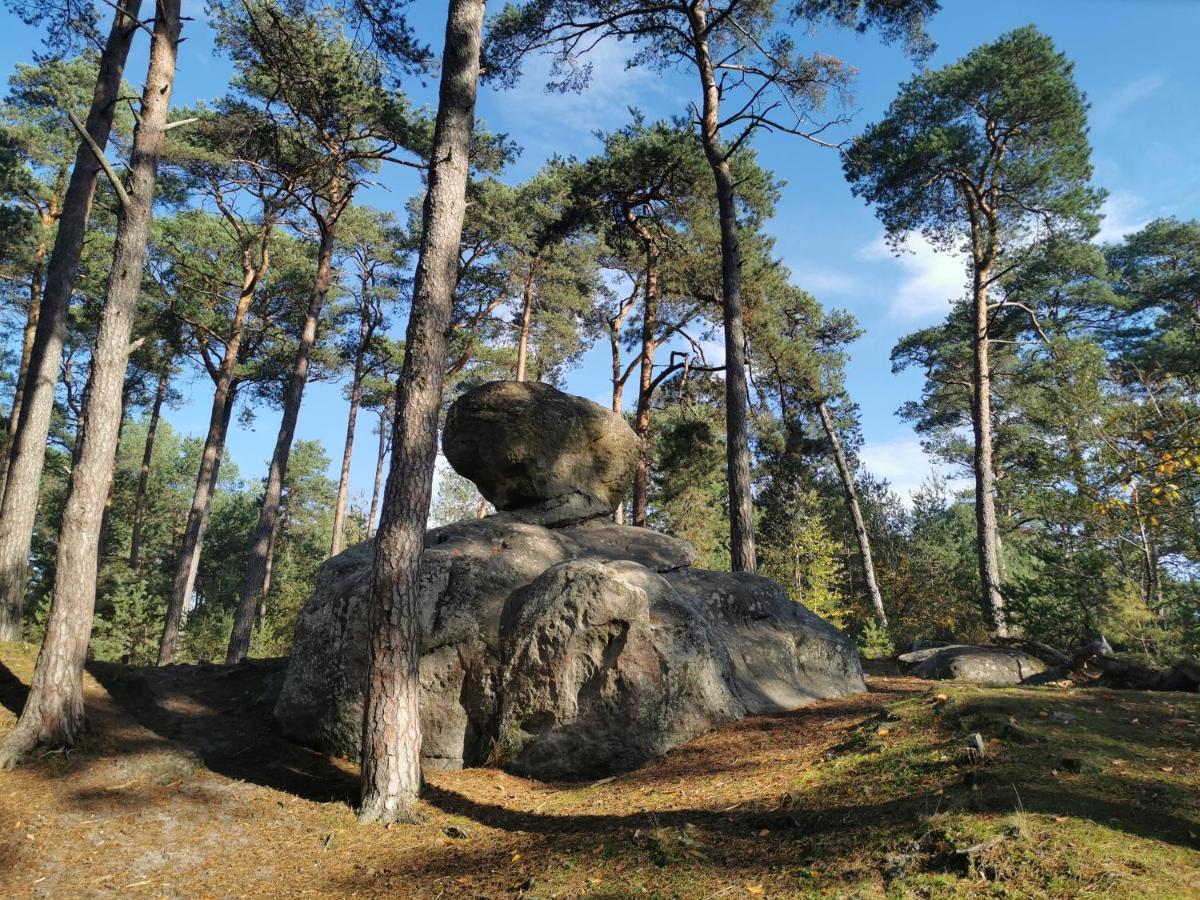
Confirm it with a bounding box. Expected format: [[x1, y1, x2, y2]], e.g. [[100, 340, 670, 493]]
[[0, 643, 1198, 899]]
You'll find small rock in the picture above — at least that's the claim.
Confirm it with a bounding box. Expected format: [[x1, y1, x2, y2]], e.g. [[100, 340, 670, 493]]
[[445, 825, 471, 840]]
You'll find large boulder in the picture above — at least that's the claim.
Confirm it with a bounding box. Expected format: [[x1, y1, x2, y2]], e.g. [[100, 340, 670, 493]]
[[442, 381, 639, 523], [909, 645, 1048, 686], [274, 516, 866, 779]]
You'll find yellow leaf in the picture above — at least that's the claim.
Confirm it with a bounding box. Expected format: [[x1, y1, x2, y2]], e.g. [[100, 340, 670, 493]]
[[511, 852, 521, 863], [746, 886, 765, 896]]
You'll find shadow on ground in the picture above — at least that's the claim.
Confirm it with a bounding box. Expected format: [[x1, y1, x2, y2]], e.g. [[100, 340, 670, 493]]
[[88, 658, 358, 805]]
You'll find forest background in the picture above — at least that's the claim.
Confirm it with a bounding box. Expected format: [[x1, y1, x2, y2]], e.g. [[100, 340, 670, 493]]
[[0, 0, 1196, 665]]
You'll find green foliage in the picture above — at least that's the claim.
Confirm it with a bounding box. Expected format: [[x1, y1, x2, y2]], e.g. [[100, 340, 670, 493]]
[[845, 25, 1102, 252], [759, 488, 847, 625], [430, 464, 487, 527], [856, 620, 894, 659], [648, 382, 730, 570], [91, 569, 166, 666]]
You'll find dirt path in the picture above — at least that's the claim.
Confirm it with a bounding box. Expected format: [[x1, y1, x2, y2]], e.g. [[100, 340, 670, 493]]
[[2, 646, 1197, 898], [0, 648, 921, 898]]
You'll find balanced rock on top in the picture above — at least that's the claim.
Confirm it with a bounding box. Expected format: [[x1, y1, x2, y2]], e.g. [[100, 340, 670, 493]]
[[442, 380, 639, 524]]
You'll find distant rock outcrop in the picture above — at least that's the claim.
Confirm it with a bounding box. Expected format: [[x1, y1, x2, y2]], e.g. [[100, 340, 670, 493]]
[[274, 381, 866, 779], [907, 645, 1048, 686]]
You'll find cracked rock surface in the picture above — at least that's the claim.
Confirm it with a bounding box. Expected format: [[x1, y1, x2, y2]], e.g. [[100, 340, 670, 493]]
[[275, 515, 865, 778]]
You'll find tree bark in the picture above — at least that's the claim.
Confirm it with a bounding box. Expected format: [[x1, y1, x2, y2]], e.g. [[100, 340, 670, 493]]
[[159, 238, 268, 663], [358, 0, 483, 824], [330, 277, 376, 558], [0, 0, 180, 765], [129, 365, 169, 569], [632, 245, 659, 527], [367, 401, 390, 538], [96, 383, 134, 573], [970, 261, 1008, 637], [226, 223, 338, 663], [157, 382, 237, 664], [610, 317, 627, 525], [608, 282, 637, 526], [0, 0, 143, 643], [260, 513, 280, 616], [1, 239, 48, 502], [513, 257, 540, 382], [688, 3, 756, 573], [817, 400, 887, 630]]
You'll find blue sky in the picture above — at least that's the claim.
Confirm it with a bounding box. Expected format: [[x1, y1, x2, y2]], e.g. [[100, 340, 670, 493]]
[[2, 0, 1198, 508]]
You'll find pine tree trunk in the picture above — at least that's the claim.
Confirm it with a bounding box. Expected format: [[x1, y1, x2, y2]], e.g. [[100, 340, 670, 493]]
[[0, 0, 143, 643], [610, 322, 627, 526], [358, 0, 484, 824], [514, 258, 539, 382], [688, 3, 755, 573], [260, 514, 280, 616], [226, 224, 337, 663], [330, 299, 372, 558], [129, 366, 169, 569], [0, 0, 180, 765], [1, 242, 48, 502], [817, 400, 887, 630], [632, 246, 658, 527], [971, 264, 1007, 637], [157, 382, 236, 664], [96, 385, 133, 573], [367, 402, 390, 538]]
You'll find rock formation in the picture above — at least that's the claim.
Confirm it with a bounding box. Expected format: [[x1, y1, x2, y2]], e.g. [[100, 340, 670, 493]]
[[904, 645, 1048, 686], [275, 381, 865, 779]]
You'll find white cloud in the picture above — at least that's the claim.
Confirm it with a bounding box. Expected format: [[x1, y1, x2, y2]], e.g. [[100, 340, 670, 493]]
[[858, 436, 966, 506], [1095, 192, 1150, 244], [1093, 74, 1167, 130], [860, 233, 967, 322], [487, 42, 670, 162]]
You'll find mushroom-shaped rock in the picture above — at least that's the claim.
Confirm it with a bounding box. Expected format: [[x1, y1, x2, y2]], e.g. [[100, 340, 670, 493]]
[[443, 381, 638, 523]]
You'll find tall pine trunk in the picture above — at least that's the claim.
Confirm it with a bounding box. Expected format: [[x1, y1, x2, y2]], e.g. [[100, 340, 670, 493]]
[[159, 243, 267, 663], [631, 245, 658, 527], [358, 0, 484, 824], [260, 514, 280, 616], [0, 0, 143, 642], [513, 257, 540, 382], [157, 382, 237, 664], [0, 0, 180, 764], [511, 264, 535, 384], [330, 291, 373, 558], [817, 400, 887, 630], [688, 3, 756, 573], [226, 224, 337, 663], [129, 365, 169, 569], [1, 239, 48, 500], [971, 261, 1007, 637], [367, 400, 390, 537]]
